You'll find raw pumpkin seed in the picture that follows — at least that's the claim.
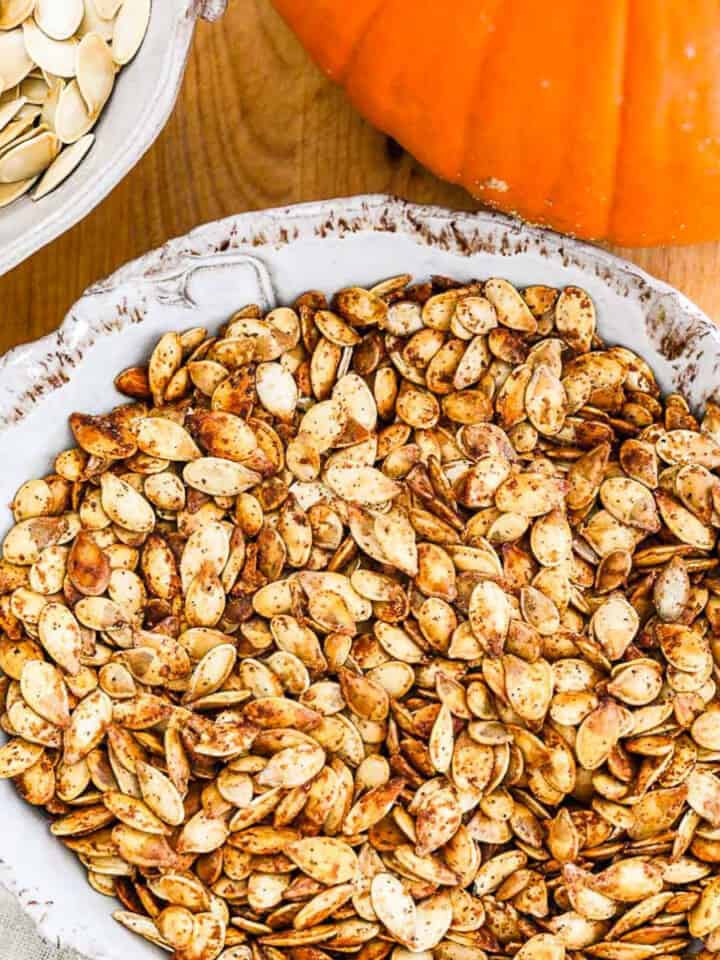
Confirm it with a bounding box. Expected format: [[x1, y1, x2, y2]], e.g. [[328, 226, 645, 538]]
[[0, 0, 149, 207]]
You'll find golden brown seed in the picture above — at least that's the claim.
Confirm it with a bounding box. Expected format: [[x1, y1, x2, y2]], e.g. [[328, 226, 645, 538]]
[[3, 280, 720, 958]]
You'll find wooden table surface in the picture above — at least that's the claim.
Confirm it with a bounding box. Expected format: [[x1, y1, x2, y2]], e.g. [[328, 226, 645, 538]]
[[2, 0, 720, 354]]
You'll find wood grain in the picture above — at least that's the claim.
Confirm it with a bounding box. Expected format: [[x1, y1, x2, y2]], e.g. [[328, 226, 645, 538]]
[[1, 0, 720, 354]]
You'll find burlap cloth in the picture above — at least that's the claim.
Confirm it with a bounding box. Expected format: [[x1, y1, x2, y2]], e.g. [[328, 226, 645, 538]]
[[0, 886, 84, 960]]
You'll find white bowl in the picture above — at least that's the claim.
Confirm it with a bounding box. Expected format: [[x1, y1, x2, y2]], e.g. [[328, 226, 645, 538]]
[[0, 195, 717, 960], [0, 0, 227, 278]]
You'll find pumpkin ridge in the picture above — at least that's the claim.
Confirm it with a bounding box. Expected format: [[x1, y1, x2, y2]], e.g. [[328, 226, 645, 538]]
[[607, 0, 720, 245], [458, 0, 513, 193], [456, 0, 628, 239], [336, 0, 390, 84], [605, 0, 636, 244], [272, 0, 383, 81], [347, 0, 505, 186]]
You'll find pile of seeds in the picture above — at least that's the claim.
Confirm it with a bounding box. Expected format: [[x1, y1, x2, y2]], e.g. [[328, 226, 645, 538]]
[[3, 273, 720, 960], [0, 0, 150, 206]]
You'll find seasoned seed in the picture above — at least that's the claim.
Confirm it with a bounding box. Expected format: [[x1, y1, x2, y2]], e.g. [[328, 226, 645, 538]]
[[4, 277, 720, 957]]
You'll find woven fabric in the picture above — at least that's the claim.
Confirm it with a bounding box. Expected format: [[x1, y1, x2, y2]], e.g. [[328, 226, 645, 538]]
[[0, 887, 84, 960]]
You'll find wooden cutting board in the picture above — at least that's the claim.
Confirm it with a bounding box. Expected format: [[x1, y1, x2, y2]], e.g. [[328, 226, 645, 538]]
[[1, 0, 719, 354]]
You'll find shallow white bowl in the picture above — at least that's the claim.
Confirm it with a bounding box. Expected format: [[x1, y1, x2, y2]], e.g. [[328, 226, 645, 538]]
[[0, 195, 718, 959], [0, 0, 227, 277]]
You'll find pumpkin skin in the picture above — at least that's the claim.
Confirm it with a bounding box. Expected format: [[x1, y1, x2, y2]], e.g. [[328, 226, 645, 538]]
[[271, 0, 720, 246]]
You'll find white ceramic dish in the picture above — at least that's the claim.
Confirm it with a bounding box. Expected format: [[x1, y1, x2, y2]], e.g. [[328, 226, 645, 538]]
[[0, 0, 227, 278], [0, 194, 718, 960]]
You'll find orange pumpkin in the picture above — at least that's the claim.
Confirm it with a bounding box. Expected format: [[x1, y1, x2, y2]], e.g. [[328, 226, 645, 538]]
[[271, 0, 720, 246]]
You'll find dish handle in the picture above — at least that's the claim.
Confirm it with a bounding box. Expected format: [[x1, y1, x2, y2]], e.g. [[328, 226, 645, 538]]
[[146, 250, 277, 313], [190, 0, 228, 21]]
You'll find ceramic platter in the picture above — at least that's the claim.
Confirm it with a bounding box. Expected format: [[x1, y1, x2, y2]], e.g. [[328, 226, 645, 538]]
[[0, 195, 717, 959]]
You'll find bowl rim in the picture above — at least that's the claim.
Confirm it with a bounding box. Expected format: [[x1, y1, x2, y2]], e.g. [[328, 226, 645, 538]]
[[0, 0, 225, 278], [1, 193, 717, 428], [0, 193, 719, 959]]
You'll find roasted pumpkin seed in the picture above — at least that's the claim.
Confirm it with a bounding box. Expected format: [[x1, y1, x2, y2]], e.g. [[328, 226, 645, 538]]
[[3, 275, 720, 958]]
